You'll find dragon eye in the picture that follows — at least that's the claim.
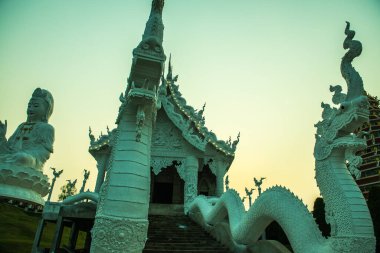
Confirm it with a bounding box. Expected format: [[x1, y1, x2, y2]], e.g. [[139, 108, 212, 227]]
[[340, 105, 345, 110]]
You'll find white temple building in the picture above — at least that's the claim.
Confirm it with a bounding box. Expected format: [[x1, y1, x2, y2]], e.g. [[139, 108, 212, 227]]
[[32, 1, 376, 253], [88, 54, 239, 215]]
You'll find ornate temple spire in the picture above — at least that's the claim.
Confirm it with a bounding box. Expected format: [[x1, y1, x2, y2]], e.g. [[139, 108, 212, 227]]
[[133, 0, 166, 61], [143, 0, 165, 43]]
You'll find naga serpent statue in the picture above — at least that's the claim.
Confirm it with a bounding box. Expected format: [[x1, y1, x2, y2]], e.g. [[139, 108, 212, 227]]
[[188, 22, 376, 253]]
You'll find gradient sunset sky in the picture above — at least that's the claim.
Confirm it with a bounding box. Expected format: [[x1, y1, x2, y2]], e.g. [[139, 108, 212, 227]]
[[0, 0, 379, 208]]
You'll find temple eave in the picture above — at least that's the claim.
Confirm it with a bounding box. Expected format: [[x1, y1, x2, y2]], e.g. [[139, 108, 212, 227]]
[[161, 77, 239, 158]]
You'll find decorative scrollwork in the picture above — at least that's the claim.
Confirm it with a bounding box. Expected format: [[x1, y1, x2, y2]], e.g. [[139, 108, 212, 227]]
[[150, 157, 174, 175], [91, 216, 148, 253], [136, 106, 146, 142]]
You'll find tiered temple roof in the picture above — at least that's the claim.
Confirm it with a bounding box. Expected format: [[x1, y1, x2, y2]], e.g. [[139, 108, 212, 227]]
[[159, 56, 239, 157], [356, 93, 380, 199], [88, 57, 239, 162]]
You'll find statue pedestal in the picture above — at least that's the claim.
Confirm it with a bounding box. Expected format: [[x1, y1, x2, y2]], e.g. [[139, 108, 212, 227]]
[[0, 164, 50, 205]]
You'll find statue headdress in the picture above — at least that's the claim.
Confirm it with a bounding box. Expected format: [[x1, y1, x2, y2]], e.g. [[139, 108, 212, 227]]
[[32, 88, 54, 122]]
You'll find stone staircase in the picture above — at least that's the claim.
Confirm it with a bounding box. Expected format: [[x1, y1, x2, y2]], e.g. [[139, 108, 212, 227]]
[[143, 215, 230, 253]]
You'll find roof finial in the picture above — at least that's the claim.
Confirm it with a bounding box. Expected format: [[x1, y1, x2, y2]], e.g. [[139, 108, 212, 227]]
[[167, 54, 173, 80], [89, 127, 95, 144], [232, 132, 240, 151], [151, 0, 164, 14], [141, 0, 165, 44]]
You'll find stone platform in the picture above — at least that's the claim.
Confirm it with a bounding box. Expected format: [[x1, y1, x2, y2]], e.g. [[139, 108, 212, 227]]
[[0, 165, 50, 205]]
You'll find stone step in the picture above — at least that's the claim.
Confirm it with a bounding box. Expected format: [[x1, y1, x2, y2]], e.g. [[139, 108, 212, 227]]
[[143, 215, 230, 253], [143, 250, 230, 253]]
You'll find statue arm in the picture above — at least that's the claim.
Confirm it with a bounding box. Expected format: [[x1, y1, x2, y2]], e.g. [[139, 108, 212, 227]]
[[35, 123, 55, 153], [0, 123, 24, 153]]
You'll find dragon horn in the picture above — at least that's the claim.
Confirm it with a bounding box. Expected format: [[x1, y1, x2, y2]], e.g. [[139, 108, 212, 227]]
[[341, 22, 364, 101]]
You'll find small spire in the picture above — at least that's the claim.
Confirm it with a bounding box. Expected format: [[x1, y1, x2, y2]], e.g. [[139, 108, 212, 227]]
[[167, 54, 173, 80], [133, 0, 166, 62], [89, 127, 95, 144], [201, 103, 206, 112], [151, 0, 164, 15], [232, 132, 240, 150], [142, 0, 165, 44]]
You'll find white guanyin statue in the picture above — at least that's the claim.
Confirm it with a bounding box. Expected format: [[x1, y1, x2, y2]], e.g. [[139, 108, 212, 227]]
[[0, 88, 54, 205]]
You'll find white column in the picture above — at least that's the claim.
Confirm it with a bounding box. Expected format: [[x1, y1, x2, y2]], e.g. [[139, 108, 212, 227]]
[[94, 154, 108, 193], [215, 166, 225, 197], [209, 159, 226, 197], [184, 156, 198, 214], [91, 105, 153, 253]]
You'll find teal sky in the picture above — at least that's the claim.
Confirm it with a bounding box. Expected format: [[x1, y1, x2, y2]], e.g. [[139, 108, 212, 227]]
[[0, 0, 379, 208]]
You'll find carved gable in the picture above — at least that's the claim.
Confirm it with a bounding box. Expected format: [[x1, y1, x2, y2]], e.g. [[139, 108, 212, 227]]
[[151, 109, 201, 158]]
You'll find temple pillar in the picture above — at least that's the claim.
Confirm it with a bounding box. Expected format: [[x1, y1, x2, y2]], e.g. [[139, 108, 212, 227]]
[[31, 219, 45, 253], [85, 231, 92, 250], [91, 1, 165, 251], [209, 159, 226, 197], [68, 222, 79, 250], [184, 156, 198, 214], [215, 160, 226, 197], [215, 170, 224, 197], [94, 154, 108, 193], [91, 105, 153, 253], [50, 216, 64, 253]]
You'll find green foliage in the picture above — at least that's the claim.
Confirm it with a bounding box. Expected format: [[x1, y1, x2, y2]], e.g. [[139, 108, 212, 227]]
[[367, 186, 380, 252], [0, 203, 40, 253], [312, 197, 331, 237], [58, 182, 77, 201], [0, 203, 86, 253]]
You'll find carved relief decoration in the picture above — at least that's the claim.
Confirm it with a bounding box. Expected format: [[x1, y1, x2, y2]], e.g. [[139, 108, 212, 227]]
[[150, 157, 175, 175], [158, 74, 239, 157], [184, 173, 197, 213], [136, 106, 146, 142], [174, 161, 186, 180], [344, 147, 363, 179], [152, 119, 183, 151], [95, 129, 119, 215], [207, 159, 230, 176], [161, 96, 207, 152], [91, 215, 148, 253]]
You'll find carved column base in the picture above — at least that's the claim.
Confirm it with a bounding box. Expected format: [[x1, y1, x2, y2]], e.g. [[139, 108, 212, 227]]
[[0, 165, 50, 205], [91, 215, 148, 253], [184, 156, 198, 214]]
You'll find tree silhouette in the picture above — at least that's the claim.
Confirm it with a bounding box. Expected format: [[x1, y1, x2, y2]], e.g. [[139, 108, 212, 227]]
[[312, 197, 331, 237], [58, 179, 77, 201], [367, 186, 380, 252]]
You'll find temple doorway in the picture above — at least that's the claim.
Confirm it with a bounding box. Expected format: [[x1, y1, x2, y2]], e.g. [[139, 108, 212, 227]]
[[153, 182, 173, 203], [150, 165, 184, 204], [198, 165, 216, 196]]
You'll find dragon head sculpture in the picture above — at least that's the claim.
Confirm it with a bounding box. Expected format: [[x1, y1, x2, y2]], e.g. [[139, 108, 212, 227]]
[[314, 22, 369, 178]]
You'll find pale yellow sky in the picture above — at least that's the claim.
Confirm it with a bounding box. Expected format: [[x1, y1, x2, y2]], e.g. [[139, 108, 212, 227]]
[[0, 0, 379, 209]]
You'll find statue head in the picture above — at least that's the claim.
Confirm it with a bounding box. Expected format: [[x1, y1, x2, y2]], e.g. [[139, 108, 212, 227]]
[[27, 88, 54, 123]]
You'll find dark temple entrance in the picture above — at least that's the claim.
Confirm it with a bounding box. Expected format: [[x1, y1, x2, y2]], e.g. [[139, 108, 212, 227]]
[[153, 182, 173, 203], [150, 165, 184, 204]]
